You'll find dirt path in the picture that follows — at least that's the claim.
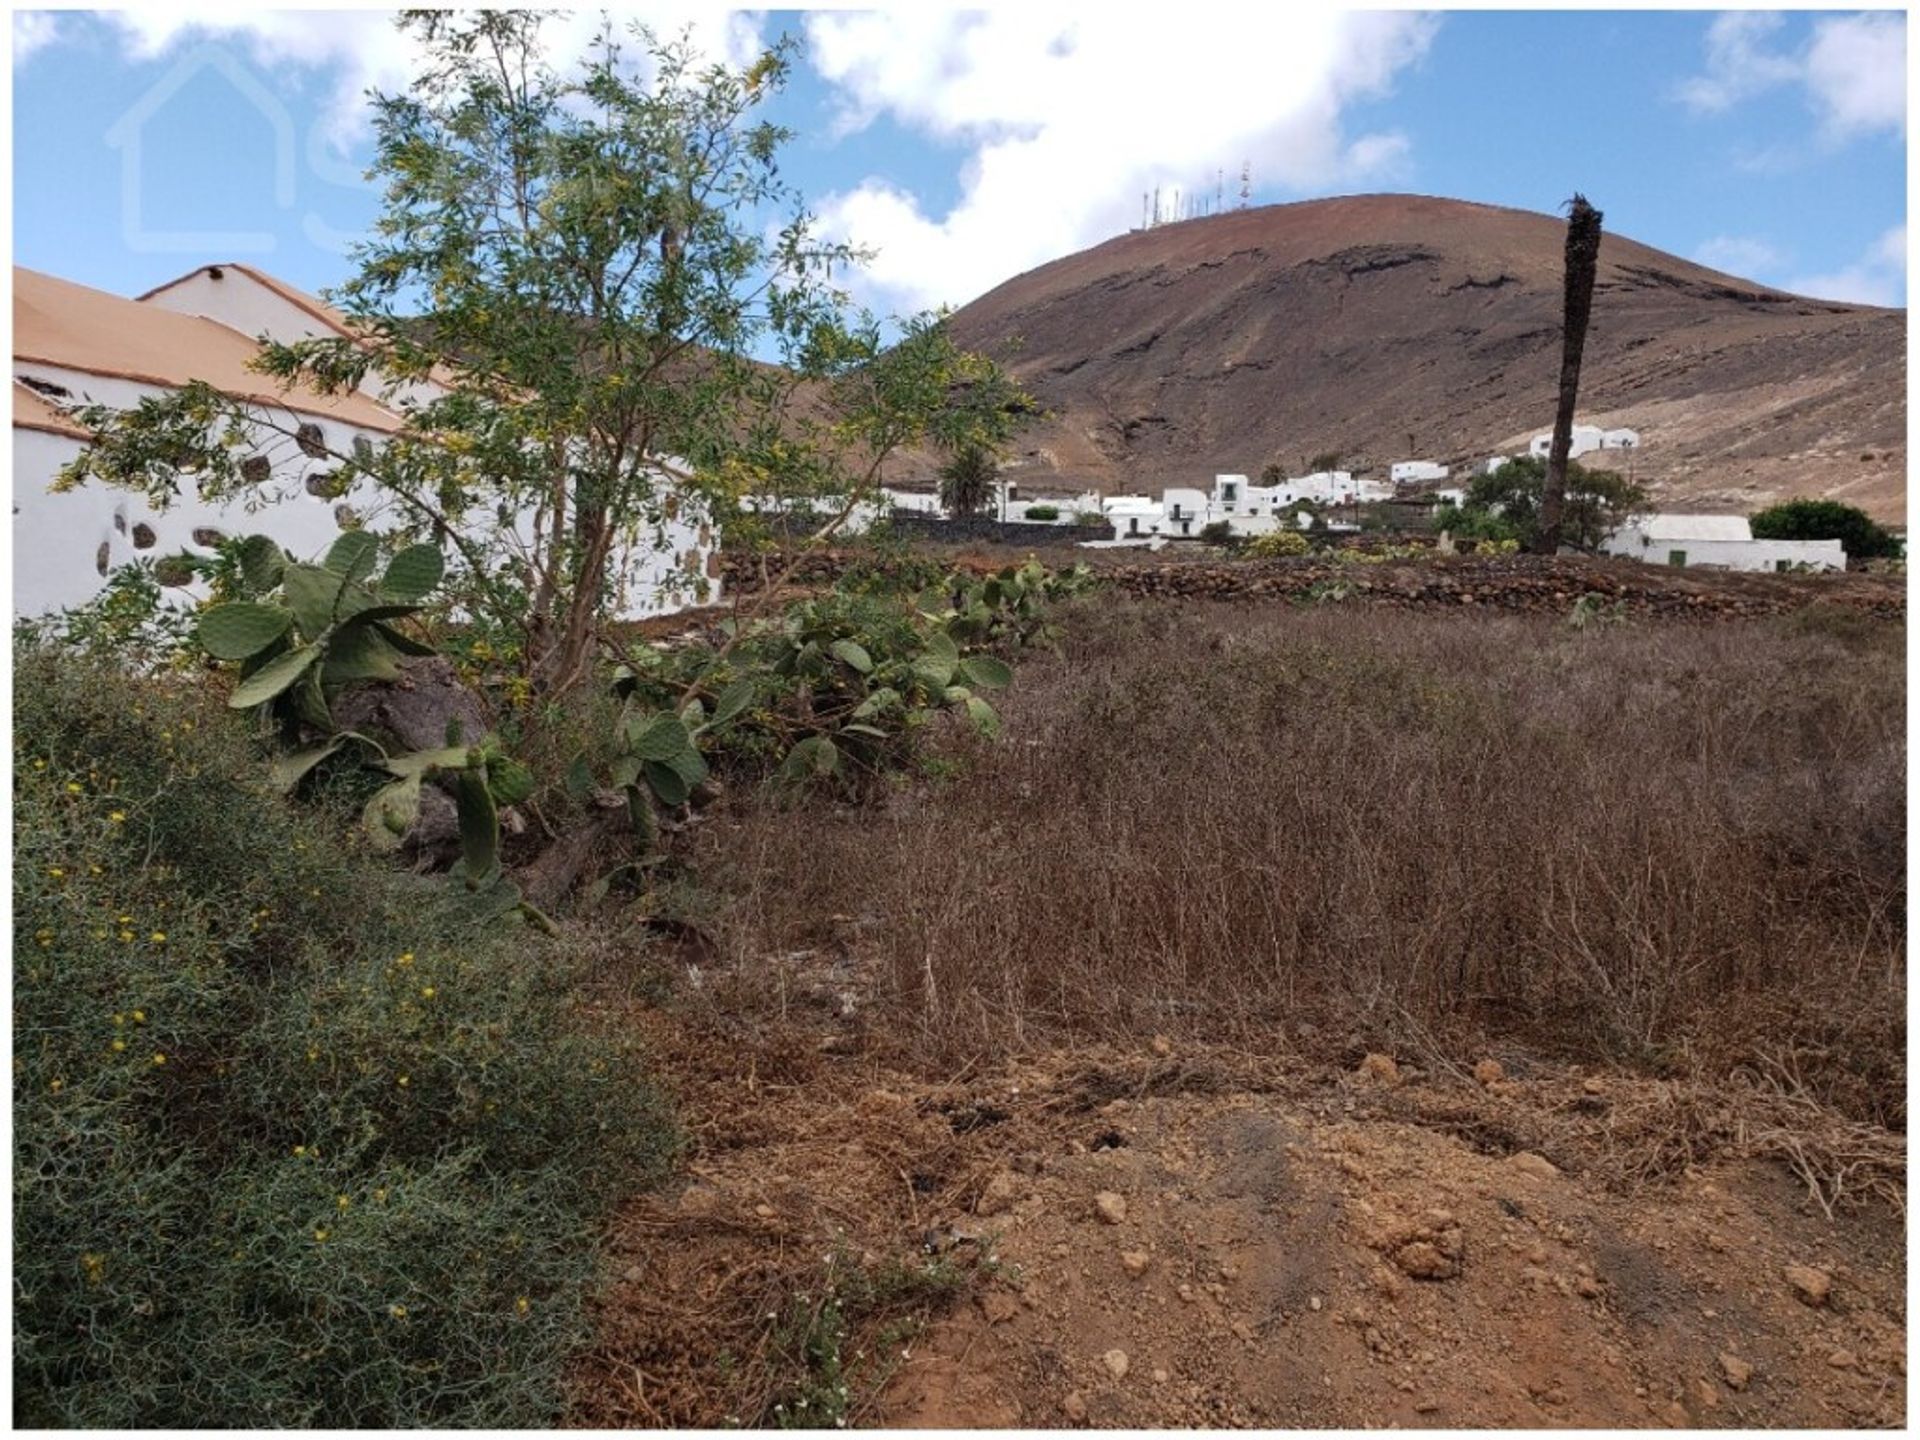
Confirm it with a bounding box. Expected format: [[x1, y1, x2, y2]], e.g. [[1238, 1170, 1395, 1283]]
[[570, 972, 1903, 1429]]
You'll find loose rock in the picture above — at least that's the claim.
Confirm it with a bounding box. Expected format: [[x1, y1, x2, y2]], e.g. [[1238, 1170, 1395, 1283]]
[[1784, 1263, 1833, 1307], [1094, 1190, 1129, 1226], [1060, 1391, 1088, 1422], [1719, 1353, 1753, 1390], [1103, 1349, 1130, 1380], [1509, 1151, 1561, 1181], [1357, 1053, 1402, 1086], [1120, 1249, 1153, 1277], [1473, 1058, 1505, 1086]]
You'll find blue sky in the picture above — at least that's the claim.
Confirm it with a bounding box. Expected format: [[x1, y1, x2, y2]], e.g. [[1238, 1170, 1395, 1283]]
[[10, 8, 1907, 314]]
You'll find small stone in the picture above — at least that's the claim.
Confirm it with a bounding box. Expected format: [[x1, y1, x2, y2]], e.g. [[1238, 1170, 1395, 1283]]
[[1120, 1249, 1152, 1276], [1103, 1349, 1129, 1379], [1151, 1368, 1170, 1384], [1718, 1354, 1752, 1390], [1691, 1378, 1720, 1410], [1784, 1263, 1832, 1307], [1357, 1053, 1401, 1086], [1151, 1034, 1173, 1057], [1583, 1076, 1606, 1095], [980, 1291, 1020, 1325], [1827, 1349, 1857, 1370], [1394, 1241, 1459, 1281], [1177, 1284, 1197, 1303], [976, 1170, 1022, 1217], [752, 1203, 775, 1219], [1509, 1151, 1561, 1181], [623, 1264, 645, 1283], [1576, 1275, 1602, 1298], [1662, 1400, 1691, 1427], [1414, 1400, 1440, 1414], [1094, 1191, 1128, 1225], [1473, 1058, 1504, 1086], [1309, 1295, 1323, 1312], [1060, 1391, 1088, 1422]]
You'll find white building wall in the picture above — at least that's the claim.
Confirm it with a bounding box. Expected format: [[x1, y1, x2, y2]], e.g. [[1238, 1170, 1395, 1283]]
[[1599, 527, 1845, 573], [13, 363, 719, 620], [1391, 460, 1449, 484]]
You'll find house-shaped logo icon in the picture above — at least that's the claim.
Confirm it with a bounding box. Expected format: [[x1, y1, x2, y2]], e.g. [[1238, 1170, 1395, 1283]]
[[104, 43, 296, 254]]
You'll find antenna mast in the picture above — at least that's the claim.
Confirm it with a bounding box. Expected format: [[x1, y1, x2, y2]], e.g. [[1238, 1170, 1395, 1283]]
[[1239, 159, 1251, 208]]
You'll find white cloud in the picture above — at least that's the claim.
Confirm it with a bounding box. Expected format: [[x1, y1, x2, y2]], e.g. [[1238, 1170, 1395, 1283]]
[[13, 11, 62, 66], [1679, 11, 1904, 142], [1693, 235, 1787, 278], [1804, 13, 1906, 140], [98, 9, 768, 148], [1785, 226, 1907, 307], [803, 9, 1438, 313]]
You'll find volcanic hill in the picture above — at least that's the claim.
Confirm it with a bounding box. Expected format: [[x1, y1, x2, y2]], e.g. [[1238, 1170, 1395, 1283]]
[[930, 194, 1906, 524]]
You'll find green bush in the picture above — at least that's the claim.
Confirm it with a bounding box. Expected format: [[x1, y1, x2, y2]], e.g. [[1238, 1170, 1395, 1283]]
[[1750, 498, 1901, 561], [1022, 504, 1059, 521], [1197, 520, 1235, 546], [1245, 530, 1309, 558], [12, 641, 676, 1426]]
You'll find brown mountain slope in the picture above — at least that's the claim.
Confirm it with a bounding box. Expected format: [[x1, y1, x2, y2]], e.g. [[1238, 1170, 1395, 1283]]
[[932, 194, 1906, 524]]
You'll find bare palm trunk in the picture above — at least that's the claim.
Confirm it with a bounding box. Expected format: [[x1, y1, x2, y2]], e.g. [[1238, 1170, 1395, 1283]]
[[1535, 193, 1604, 555]]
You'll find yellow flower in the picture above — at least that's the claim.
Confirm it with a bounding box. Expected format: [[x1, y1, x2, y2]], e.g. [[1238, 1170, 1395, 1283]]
[[66, 781, 83, 794], [110, 1039, 126, 1053], [293, 1145, 307, 1157], [420, 986, 436, 999], [389, 1304, 408, 1319], [133, 1010, 146, 1024], [32, 758, 46, 770], [396, 1074, 410, 1088], [397, 952, 415, 967], [119, 931, 135, 943], [49, 1078, 64, 1093], [337, 1195, 352, 1211], [118, 915, 132, 925], [150, 932, 167, 944], [47, 867, 65, 880], [313, 1228, 330, 1243], [81, 1252, 105, 1285], [112, 1013, 125, 1027], [109, 811, 127, 824], [515, 1296, 531, 1316], [151, 1053, 167, 1066]]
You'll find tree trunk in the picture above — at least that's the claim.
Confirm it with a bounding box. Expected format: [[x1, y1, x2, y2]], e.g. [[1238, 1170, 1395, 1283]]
[[1534, 194, 1604, 555]]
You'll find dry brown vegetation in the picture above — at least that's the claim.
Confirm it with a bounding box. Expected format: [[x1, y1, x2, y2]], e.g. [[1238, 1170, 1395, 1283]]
[[693, 598, 1903, 1129]]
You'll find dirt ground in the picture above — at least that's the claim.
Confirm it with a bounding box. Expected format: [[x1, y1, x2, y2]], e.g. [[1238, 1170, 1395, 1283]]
[[571, 960, 1905, 1430]]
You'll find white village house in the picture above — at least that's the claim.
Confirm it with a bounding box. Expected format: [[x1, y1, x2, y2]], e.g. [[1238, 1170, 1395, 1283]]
[[1527, 424, 1639, 461], [1103, 471, 1389, 541], [1598, 513, 1845, 573], [12, 262, 720, 620]]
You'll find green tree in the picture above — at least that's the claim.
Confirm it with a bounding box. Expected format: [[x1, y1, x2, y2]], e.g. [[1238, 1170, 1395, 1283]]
[[58, 12, 1027, 699], [1536, 193, 1604, 554], [1445, 454, 1644, 551], [939, 444, 998, 518], [1750, 499, 1900, 561]]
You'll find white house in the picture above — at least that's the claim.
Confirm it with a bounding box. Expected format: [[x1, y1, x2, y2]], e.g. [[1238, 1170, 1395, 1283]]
[[991, 479, 1103, 524], [12, 263, 719, 621], [1528, 424, 1640, 461], [1599, 514, 1844, 572], [1390, 460, 1449, 485], [1102, 470, 1388, 541]]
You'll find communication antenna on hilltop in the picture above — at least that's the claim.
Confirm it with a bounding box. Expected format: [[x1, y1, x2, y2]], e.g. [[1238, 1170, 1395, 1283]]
[[1141, 191, 1149, 230], [1217, 168, 1225, 215], [1239, 159, 1251, 208], [1152, 184, 1162, 226]]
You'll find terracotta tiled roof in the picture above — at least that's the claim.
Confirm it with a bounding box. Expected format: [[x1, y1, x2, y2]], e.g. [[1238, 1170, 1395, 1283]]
[[13, 266, 403, 433], [12, 379, 90, 440]]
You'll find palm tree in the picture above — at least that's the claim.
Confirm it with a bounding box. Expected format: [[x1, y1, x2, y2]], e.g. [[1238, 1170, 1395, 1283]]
[[1534, 193, 1604, 555], [940, 443, 998, 519]]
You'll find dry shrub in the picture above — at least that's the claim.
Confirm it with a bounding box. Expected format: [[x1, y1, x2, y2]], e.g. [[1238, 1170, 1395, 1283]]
[[700, 599, 1903, 1121]]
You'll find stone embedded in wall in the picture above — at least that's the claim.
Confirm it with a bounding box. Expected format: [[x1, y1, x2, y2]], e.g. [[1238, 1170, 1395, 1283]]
[[94, 541, 111, 577], [241, 455, 272, 486], [154, 555, 197, 587], [333, 504, 361, 531], [305, 471, 350, 500], [296, 422, 328, 459], [131, 522, 156, 550], [191, 527, 226, 548]]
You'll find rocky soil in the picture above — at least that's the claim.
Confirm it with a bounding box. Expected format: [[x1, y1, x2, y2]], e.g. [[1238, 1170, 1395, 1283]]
[[573, 981, 1905, 1430]]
